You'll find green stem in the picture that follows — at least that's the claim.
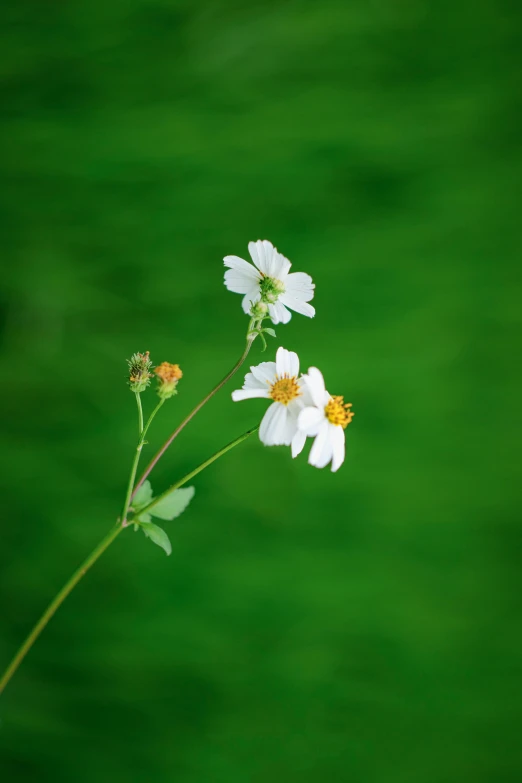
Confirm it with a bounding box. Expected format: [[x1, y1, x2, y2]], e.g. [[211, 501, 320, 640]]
[[0, 524, 123, 696], [120, 397, 165, 525], [0, 327, 264, 697], [0, 396, 166, 696], [131, 329, 258, 501], [0, 423, 259, 696], [135, 392, 144, 435], [136, 424, 260, 518]]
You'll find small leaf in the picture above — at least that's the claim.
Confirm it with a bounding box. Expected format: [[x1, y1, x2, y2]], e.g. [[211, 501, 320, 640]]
[[133, 480, 153, 510], [263, 327, 276, 338], [141, 522, 172, 556], [135, 512, 152, 524], [150, 486, 195, 521]]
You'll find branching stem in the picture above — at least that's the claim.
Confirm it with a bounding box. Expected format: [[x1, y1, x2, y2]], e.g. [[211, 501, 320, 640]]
[[132, 324, 259, 501]]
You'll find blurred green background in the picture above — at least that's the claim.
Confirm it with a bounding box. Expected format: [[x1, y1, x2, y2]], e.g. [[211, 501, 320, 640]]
[[1, 1, 521, 781]]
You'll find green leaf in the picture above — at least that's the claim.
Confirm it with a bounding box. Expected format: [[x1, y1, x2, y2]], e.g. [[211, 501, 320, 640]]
[[132, 480, 153, 510], [263, 327, 276, 338], [150, 486, 195, 521], [140, 522, 172, 556]]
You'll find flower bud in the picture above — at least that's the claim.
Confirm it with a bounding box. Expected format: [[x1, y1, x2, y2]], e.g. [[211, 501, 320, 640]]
[[127, 351, 153, 393], [259, 275, 285, 304], [250, 300, 268, 318], [155, 362, 183, 399]]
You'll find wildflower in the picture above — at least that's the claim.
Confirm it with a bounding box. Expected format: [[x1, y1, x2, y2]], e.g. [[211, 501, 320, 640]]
[[232, 347, 306, 448], [296, 368, 354, 472], [224, 239, 315, 325], [155, 362, 183, 399], [127, 351, 153, 393]]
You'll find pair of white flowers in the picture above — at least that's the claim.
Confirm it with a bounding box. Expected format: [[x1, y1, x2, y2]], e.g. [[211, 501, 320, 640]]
[[232, 347, 352, 472], [224, 239, 353, 472]]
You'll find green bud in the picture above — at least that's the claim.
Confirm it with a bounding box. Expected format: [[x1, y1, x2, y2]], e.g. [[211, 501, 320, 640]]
[[127, 351, 153, 393], [259, 275, 285, 304], [250, 300, 269, 318]]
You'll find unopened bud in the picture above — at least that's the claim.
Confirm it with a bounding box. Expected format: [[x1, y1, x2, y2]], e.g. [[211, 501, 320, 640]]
[[155, 362, 183, 400], [250, 300, 269, 318], [127, 351, 153, 393], [259, 275, 285, 304]]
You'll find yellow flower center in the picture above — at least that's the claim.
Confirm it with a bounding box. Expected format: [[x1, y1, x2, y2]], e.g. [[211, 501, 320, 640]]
[[325, 396, 354, 428], [155, 362, 183, 383], [269, 376, 301, 405]]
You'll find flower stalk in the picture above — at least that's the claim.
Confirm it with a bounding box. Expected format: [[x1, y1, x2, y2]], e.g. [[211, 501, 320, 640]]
[[135, 424, 259, 519], [0, 523, 123, 696], [131, 324, 258, 501], [0, 424, 259, 696], [120, 395, 165, 526]]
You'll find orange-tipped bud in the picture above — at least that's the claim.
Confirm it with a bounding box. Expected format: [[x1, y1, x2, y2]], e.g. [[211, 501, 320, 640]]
[[155, 362, 183, 399]]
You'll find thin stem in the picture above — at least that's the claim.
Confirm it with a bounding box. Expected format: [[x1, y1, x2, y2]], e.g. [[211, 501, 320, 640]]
[[120, 397, 165, 525], [137, 424, 260, 517], [135, 392, 144, 436], [0, 524, 123, 696], [142, 398, 165, 441], [0, 329, 263, 696], [132, 331, 257, 501]]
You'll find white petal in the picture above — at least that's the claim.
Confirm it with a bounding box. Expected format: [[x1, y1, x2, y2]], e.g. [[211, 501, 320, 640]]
[[298, 405, 326, 436], [250, 361, 277, 386], [286, 397, 301, 416], [291, 429, 307, 458], [224, 269, 259, 295], [259, 402, 292, 446], [284, 272, 315, 301], [316, 440, 334, 469], [289, 392, 306, 413], [231, 388, 270, 402], [257, 241, 271, 275], [280, 295, 316, 318], [272, 251, 292, 279], [248, 241, 262, 271], [309, 422, 333, 469], [275, 347, 300, 378], [330, 425, 345, 472], [241, 287, 261, 314], [242, 371, 269, 390], [268, 301, 292, 325], [263, 240, 280, 277], [223, 255, 260, 281], [249, 240, 276, 276], [303, 367, 327, 408], [300, 382, 315, 407], [284, 411, 299, 444], [259, 401, 279, 443]]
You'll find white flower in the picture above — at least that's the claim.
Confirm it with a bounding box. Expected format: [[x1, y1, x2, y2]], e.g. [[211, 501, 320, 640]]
[[296, 367, 354, 472], [232, 347, 306, 449], [224, 239, 315, 325]]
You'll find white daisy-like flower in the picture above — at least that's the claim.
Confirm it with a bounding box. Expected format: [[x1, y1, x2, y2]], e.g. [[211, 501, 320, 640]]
[[224, 239, 315, 325], [296, 367, 354, 472], [232, 347, 307, 450]]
